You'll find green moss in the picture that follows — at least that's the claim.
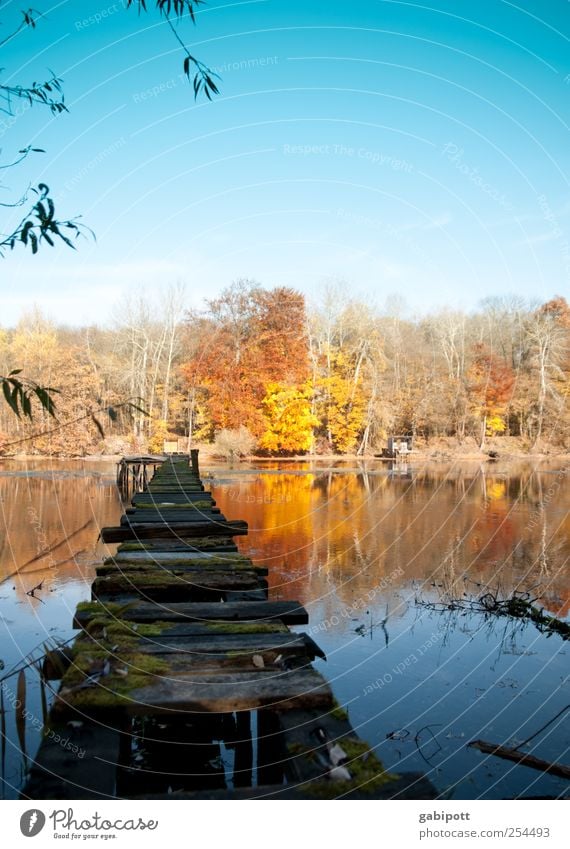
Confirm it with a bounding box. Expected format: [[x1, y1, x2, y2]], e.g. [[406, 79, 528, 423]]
[[58, 650, 169, 709], [103, 555, 251, 569], [305, 739, 398, 798], [204, 621, 287, 634], [98, 571, 198, 589], [83, 618, 168, 645], [118, 543, 149, 551], [329, 699, 349, 722], [75, 601, 133, 618], [287, 741, 316, 760]]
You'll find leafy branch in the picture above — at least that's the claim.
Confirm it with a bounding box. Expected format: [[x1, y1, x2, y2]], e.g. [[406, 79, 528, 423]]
[[0, 71, 66, 116], [0, 181, 90, 255], [0, 7, 42, 49], [1, 10, 66, 115], [126, 0, 220, 100], [0, 398, 149, 449], [0, 370, 58, 419]]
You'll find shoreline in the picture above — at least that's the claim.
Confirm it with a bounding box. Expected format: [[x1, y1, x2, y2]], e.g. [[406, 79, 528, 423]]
[[1, 448, 569, 465]]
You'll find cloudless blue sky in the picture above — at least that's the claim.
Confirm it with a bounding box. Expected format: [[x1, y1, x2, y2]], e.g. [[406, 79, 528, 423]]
[[1, 0, 569, 324]]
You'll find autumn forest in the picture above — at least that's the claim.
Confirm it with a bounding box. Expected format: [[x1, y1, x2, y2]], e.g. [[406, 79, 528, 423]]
[[1, 281, 569, 457]]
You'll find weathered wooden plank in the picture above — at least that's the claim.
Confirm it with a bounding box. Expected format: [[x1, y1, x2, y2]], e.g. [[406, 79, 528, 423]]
[[92, 571, 267, 602], [129, 504, 217, 515], [224, 589, 270, 602], [147, 476, 202, 483], [97, 560, 267, 577], [22, 719, 122, 800], [77, 630, 319, 660], [79, 619, 290, 639], [132, 492, 215, 505], [129, 501, 218, 511], [100, 519, 248, 542], [93, 569, 265, 589], [121, 511, 224, 525], [116, 537, 238, 552], [127, 667, 333, 715], [73, 600, 309, 628], [52, 661, 332, 716], [145, 486, 205, 493], [108, 550, 254, 565]]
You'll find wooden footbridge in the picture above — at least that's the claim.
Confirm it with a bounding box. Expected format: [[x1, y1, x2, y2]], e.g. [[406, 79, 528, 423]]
[[24, 453, 435, 800]]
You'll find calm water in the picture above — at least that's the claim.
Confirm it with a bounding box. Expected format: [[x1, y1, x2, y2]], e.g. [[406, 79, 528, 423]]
[[1, 457, 569, 799]]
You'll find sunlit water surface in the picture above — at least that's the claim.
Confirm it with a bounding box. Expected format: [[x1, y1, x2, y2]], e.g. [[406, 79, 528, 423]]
[[1, 457, 569, 799]]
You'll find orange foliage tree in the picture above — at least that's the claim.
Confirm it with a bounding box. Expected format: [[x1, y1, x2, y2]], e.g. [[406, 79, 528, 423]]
[[181, 281, 311, 446], [467, 344, 515, 447]]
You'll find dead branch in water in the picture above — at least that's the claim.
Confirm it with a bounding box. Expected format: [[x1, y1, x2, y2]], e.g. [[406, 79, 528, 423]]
[[416, 588, 570, 640], [468, 740, 570, 780]]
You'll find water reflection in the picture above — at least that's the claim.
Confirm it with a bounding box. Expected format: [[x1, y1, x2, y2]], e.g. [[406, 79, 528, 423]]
[[0, 459, 121, 799], [210, 460, 570, 799], [0, 458, 568, 799]]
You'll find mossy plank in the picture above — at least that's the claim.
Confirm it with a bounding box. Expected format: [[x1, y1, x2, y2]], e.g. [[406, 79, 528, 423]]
[[132, 493, 215, 505], [117, 537, 238, 553], [101, 520, 248, 542], [74, 600, 309, 628], [93, 570, 266, 591], [127, 667, 333, 715], [131, 498, 213, 506], [74, 616, 288, 653], [120, 511, 224, 526], [97, 562, 267, 577], [107, 551, 253, 565], [75, 630, 316, 658], [92, 573, 267, 603]]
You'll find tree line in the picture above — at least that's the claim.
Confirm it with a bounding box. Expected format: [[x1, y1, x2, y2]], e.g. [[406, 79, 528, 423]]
[[0, 282, 568, 456]]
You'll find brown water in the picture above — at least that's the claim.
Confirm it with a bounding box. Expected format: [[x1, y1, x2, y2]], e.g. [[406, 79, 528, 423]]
[[1, 457, 569, 799]]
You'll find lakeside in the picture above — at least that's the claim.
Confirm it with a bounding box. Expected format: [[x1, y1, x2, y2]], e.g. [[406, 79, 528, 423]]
[[2, 436, 569, 465]]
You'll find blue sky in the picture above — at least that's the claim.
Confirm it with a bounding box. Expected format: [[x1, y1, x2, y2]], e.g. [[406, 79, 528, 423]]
[[1, 0, 569, 325]]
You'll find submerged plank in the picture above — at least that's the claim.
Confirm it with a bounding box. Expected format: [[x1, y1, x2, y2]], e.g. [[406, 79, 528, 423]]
[[130, 773, 437, 800], [22, 720, 122, 800]]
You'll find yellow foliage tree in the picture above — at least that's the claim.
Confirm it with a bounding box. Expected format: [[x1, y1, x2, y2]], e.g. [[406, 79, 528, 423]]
[[318, 352, 367, 453], [147, 418, 171, 454], [259, 382, 318, 454]]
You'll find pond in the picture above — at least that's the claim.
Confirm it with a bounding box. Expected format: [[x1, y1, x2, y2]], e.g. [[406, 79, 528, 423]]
[[1, 457, 569, 799]]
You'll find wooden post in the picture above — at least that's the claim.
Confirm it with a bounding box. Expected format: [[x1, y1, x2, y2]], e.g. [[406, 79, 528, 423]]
[[233, 710, 253, 788], [190, 448, 200, 477], [257, 709, 284, 786]]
